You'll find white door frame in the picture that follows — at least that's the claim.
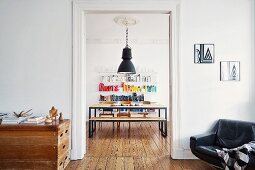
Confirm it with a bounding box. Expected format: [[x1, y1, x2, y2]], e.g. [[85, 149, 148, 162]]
[[72, 0, 184, 160]]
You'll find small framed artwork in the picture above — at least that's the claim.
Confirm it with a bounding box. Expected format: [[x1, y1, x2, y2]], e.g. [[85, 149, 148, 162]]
[[220, 61, 240, 81], [194, 44, 214, 64]]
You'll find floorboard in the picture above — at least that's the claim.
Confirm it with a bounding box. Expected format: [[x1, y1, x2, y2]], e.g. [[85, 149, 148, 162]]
[[66, 122, 216, 170]]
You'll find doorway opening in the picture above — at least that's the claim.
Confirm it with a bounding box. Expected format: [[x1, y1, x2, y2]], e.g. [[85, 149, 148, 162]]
[[84, 13, 171, 165], [72, 1, 181, 160]]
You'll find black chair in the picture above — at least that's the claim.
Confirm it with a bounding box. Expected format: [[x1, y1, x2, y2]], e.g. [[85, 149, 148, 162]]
[[190, 119, 255, 169]]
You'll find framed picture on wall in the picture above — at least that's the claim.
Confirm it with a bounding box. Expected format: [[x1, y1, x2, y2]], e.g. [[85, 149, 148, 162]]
[[194, 44, 214, 64], [220, 61, 240, 81]]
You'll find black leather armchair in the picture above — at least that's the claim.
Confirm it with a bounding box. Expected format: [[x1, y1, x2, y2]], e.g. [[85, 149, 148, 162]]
[[190, 119, 255, 169]]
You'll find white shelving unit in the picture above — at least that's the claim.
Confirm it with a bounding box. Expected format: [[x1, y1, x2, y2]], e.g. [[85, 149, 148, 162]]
[[99, 72, 157, 83], [98, 72, 157, 102]]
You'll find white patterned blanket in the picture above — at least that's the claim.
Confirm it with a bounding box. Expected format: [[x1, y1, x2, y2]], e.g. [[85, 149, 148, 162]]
[[216, 141, 255, 170]]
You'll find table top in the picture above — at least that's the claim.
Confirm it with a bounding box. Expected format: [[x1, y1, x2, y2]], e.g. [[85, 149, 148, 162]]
[[90, 117, 166, 121], [0, 119, 70, 131], [89, 103, 167, 109]]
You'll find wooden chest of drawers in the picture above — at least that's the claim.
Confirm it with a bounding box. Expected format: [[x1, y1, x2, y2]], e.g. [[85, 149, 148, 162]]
[[0, 119, 70, 169]]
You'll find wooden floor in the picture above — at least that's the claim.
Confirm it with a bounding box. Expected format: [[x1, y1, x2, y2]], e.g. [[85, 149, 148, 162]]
[[66, 122, 215, 170]]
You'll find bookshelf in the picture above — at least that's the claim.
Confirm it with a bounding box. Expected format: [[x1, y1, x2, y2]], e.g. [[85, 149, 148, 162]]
[[98, 72, 157, 102]]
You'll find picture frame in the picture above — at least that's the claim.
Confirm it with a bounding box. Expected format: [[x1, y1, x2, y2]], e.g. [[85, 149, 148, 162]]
[[194, 44, 214, 64], [220, 61, 240, 81]]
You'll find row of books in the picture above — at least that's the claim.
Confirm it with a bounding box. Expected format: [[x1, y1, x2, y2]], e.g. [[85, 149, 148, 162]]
[[1, 115, 45, 124], [1, 116, 28, 124], [22, 116, 45, 124]]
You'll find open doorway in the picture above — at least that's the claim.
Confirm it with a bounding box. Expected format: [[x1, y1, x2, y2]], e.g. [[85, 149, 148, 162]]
[[84, 13, 171, 167], [72, 1, 181, 161]]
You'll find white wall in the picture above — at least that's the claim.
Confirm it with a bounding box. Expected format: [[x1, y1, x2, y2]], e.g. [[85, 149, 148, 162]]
[[179, 0, 255, 149], [0, 0, 254, 159], [85, 14, 170, 120], [0, 0, 72, 118]]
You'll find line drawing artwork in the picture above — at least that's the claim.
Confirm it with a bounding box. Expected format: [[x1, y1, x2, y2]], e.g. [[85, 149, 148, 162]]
[[230, 65, 237, 80], [220, 61, 240, 81], [194, 44, 214, 64], [204, 48, 212, 60], [195, 48, 201, 63]]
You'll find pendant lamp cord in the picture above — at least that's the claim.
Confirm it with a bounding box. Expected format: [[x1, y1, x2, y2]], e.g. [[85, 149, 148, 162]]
[[126, 26, 129, 48]]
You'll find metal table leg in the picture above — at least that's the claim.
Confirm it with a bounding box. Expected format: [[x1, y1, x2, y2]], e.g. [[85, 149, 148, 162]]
[[93, 109, 96, 132], [164, 108, 167, 137], [89, 108, 92, 138], [161, 121, 163, 132], [111, 111, 115, 131], [159, 109, 161, 131]]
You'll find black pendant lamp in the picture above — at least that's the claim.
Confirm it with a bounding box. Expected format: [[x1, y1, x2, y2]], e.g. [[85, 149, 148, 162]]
[[116, 17, 136, 74], [117, 27, 136, 74]]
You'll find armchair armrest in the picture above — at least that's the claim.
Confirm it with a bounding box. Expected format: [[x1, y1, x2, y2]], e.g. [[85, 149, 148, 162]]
[[190, 133, 216, 149]]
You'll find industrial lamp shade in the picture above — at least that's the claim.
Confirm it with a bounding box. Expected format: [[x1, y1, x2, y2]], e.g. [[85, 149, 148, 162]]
[[117, 47, 136, 74]]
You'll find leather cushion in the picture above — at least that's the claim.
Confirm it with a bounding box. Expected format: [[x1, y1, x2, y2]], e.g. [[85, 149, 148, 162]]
[[215, 119, 255, 148], [196, 145, 222, 159]]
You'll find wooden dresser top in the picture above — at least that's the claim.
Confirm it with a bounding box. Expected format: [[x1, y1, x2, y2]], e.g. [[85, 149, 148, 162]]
[[0, 119, 70, 131]]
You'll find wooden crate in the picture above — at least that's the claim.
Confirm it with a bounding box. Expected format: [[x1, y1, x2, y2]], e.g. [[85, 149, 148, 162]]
[[0, 120, 70, 170]]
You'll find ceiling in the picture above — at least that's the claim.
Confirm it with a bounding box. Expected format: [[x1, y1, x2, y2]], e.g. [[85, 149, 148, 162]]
[[86, 14, 170, 41]]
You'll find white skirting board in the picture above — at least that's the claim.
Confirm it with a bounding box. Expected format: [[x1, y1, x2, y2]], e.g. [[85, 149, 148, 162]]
[[171, 148, 197, 159]]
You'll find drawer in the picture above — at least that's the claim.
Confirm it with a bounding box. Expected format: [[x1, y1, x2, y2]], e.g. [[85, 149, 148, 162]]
[[0, 145, 57, 160], [58, 151, 70, 170], [58, 137, 69, 157], [58, 127, 69, 144]]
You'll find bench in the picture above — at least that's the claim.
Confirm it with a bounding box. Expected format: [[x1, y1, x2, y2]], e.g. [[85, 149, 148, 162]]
[[88, 117, 167, 137]]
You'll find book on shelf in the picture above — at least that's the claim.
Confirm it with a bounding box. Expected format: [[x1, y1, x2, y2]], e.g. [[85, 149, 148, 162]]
[[1, 116, 28, 124], [22, 118, 45, 124], [1, 121, 21, 124], [0, 114, 45, 125], [27, 116, 44, 122]]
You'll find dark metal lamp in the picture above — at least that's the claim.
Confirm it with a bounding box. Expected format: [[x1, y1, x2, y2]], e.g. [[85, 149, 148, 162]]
[[115, 16, 137, 74], [117, 46, 136, 74]]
